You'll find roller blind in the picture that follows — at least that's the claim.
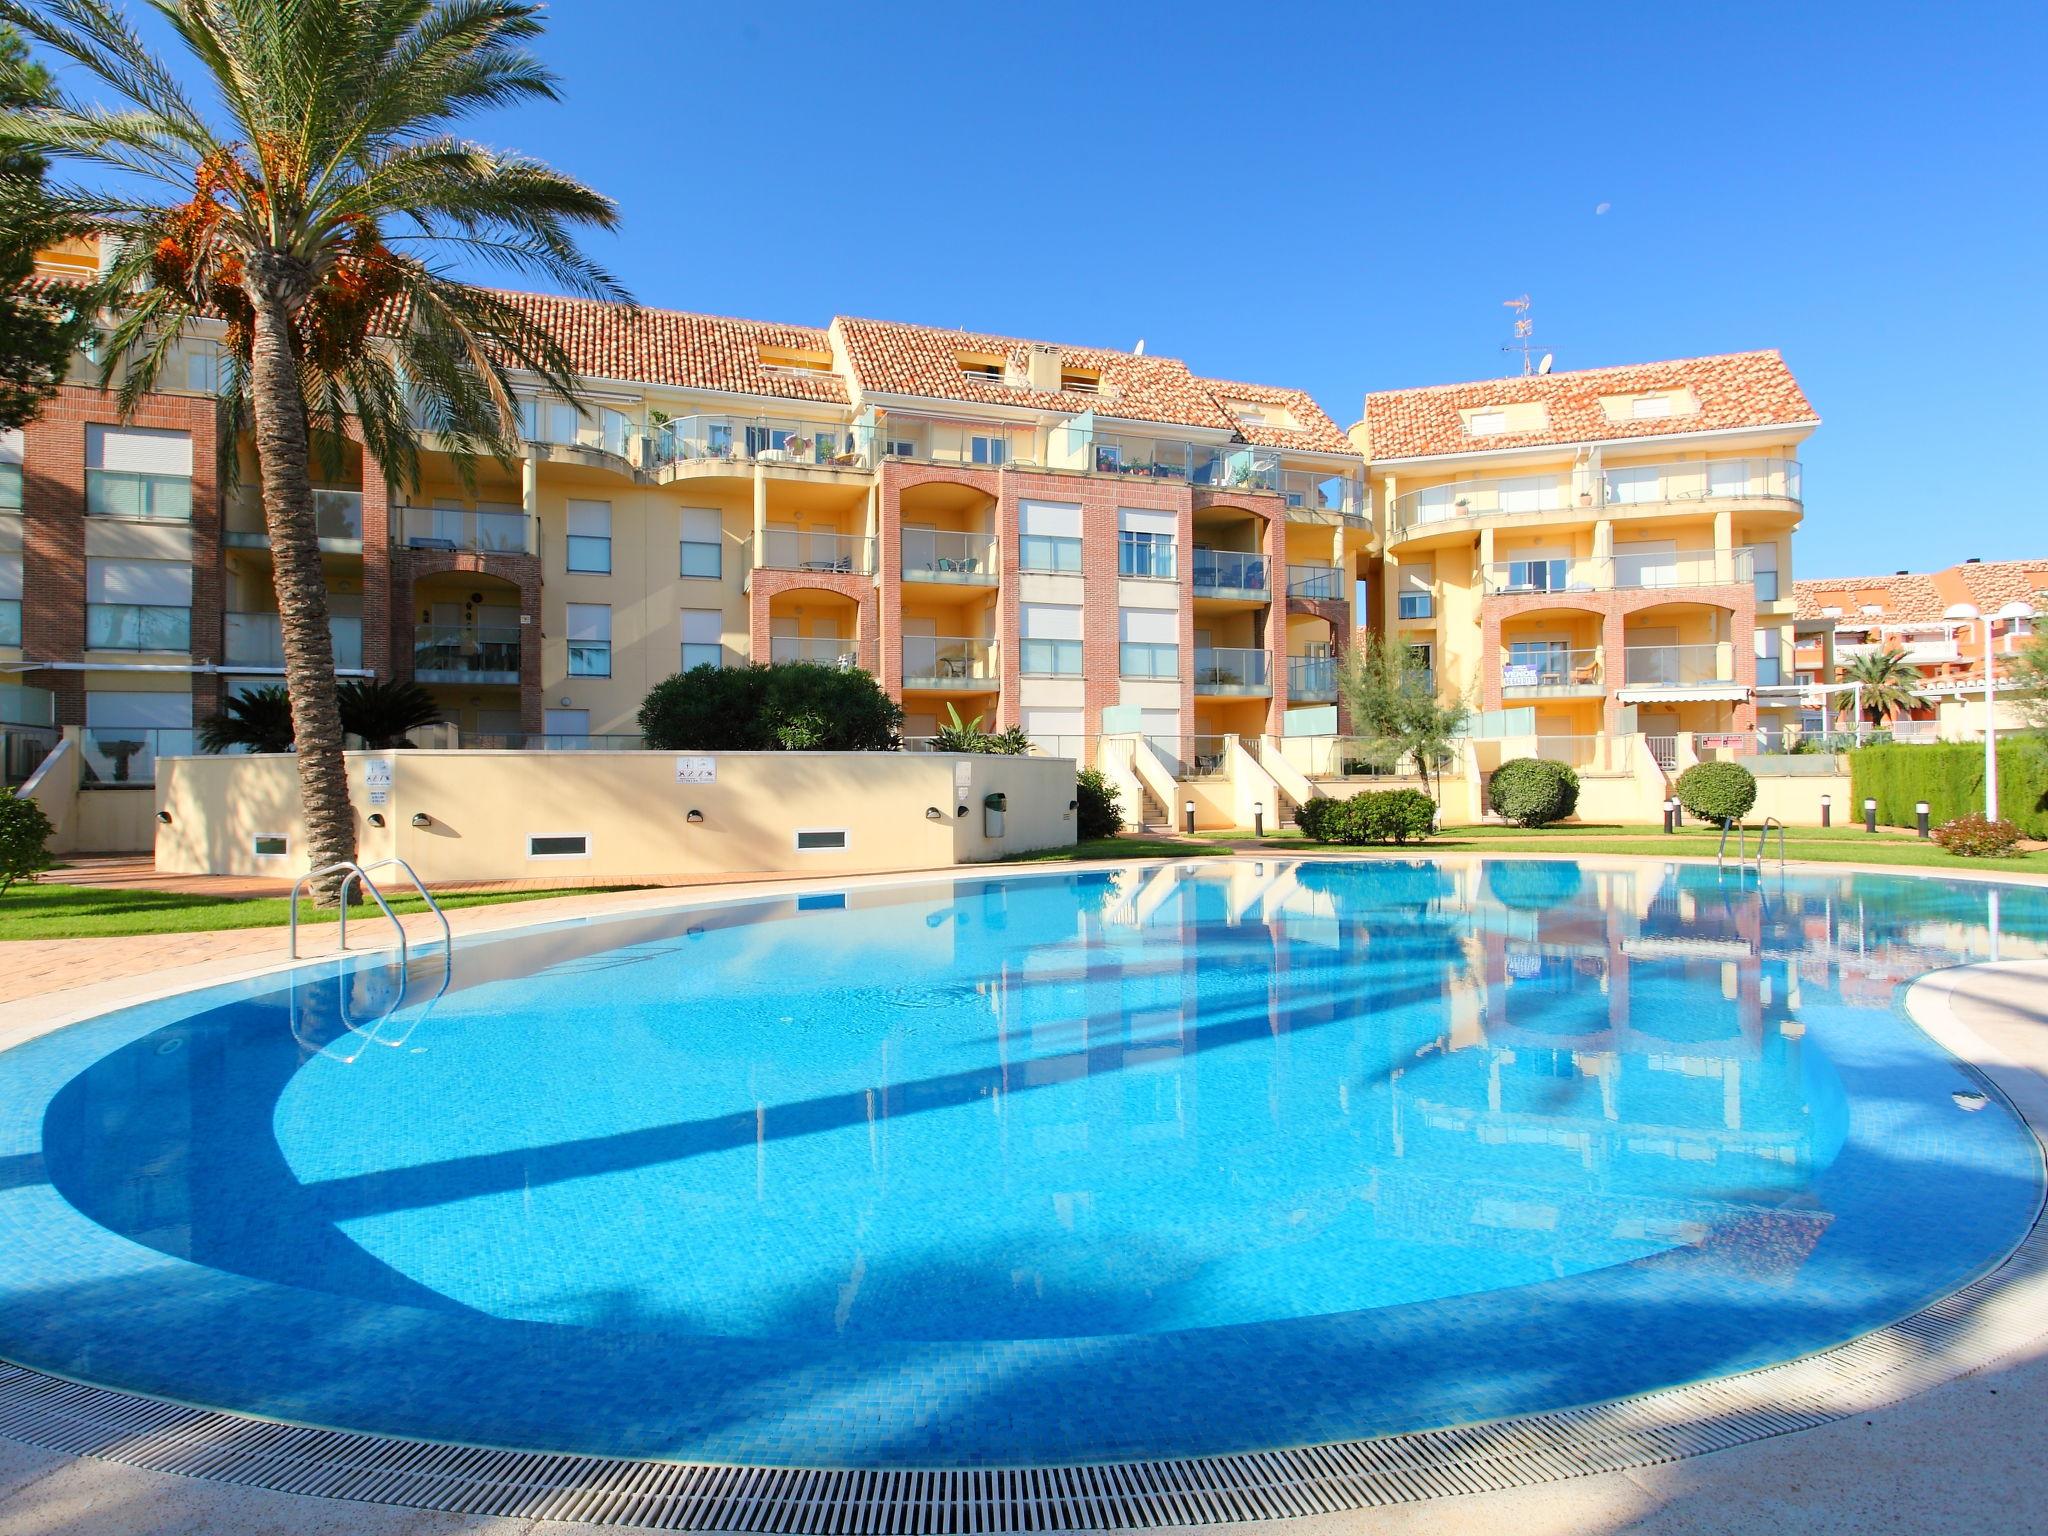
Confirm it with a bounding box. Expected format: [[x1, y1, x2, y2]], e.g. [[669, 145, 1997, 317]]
[[1018, 499, 1082, 538], [86, 425, 192, 475], [1019, 602, 1082, 641], [680, 608, 722, 644], [86, 557, 191, 604], [679, 506, 721, 542], [0, 428, 21, 464], [0, 554, 19, 600], [1117, 507, 1176, 538], [566, 499, 611, 537], [565, 602, 610, 642], [1119, 607, 1176, 644]]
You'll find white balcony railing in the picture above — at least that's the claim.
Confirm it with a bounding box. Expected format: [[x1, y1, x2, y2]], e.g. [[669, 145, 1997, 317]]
[[1390, 459, 1801, 537]]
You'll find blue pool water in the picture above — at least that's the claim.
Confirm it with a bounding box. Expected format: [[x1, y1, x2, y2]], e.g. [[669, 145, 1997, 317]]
[[0, 859, 2040, 1467]]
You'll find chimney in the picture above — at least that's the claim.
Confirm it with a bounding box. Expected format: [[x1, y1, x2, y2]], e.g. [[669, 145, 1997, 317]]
[[1024, 343, 1062, 392]]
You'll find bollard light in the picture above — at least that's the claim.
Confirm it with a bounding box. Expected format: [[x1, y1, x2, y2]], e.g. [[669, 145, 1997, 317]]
[[1253, 800, 1265, 838], [1184, 799, 1197, 835], [1820, 793, 1832, 828], [1662, 798, 1674, 835], [1864, 797, 1877, 834], [1916, 801, 1931, 839]]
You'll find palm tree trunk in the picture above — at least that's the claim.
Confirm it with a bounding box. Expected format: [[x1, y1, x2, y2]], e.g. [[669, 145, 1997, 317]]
[[245, 257, 357, 903]]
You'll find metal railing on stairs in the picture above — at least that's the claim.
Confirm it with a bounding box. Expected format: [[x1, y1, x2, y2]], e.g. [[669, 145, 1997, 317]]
[[1716, 817, 1787, 874], [288, 858, 451, 964]]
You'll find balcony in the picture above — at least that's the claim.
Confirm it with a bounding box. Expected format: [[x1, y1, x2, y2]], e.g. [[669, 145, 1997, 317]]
[[1281, 471, 1370, 524], [1481, 548, 1768, 595], [80, 727, 195, 787], [1620, 643, 1731, 691], [398, 504, 530, 555], [520, 397, 642, 462], [86, 603, 190, 652], [903, 636, 999, 690], [880, 416, 1029, 470], [1289, 654, 1337, 700], [769, 635, 860, 668], [1501, 648, 1604, 698], [653, 415, 868, 471], [1193, 646, 1270, 695], [753, 529, 875, 576], [226, 489, 364, 551], [224, 611, 365, 671], [1061, 426, 1280, 492], [413, 623, 521, 685], [1287, 564, 1342, 601], [1899, 639, 1962, 665], [901, 528, 998, 584], [1191, 547, 1269, 599], [1388, 458, 1801, 538]]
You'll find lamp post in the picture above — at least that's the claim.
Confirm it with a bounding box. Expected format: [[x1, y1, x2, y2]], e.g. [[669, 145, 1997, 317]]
[[1942, 600, 2038, 822]]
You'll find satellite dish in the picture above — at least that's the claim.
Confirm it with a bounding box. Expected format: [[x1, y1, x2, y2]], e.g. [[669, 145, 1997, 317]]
[[1537, 353, 1554, 374], [1133, 338, 1145, 356]]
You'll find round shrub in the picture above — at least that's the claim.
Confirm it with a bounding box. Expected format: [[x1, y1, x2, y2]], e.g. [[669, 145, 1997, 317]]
[[1675, 760, 1758, 824], [1294, 789, 1436, 845], [0, 788, 56, 898], [1075, 768, 1123, 840], [1487, 757, 1581, 827], [1931, 813, 2022, 858], [638, 661, 902, 751]]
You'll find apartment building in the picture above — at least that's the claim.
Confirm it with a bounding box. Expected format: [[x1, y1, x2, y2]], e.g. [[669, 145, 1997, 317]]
[[1354, 352, 1816, 767], [1794, 556, 2046, 735], [1, 269, 1374, 786]]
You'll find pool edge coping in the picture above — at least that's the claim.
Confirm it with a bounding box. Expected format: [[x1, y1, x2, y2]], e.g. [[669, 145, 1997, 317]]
[[1, 861, 2045, 1531]]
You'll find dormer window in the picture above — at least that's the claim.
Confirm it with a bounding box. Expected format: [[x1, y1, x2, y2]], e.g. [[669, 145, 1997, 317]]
[[1059, 368, 1101, 394], [757, 345, 833, 376], [1821, 605, 1843, 618], [1467, 410, 1507, 436], [1860, 604, 1884, 616], [1630, 395, 1673, 419], [957, 353, 1007, 383]]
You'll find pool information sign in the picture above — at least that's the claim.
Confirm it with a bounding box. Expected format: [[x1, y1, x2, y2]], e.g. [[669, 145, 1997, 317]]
[[365, 756, 391, 806], [674, 756, 716, 785]]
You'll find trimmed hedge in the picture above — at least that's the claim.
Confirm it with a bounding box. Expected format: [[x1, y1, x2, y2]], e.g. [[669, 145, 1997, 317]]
[[1487, 758, 1581, 826], [1294, 789, 1437, 845], [1851, 742, 2048, 838], [1675, 760, 1758, 823]]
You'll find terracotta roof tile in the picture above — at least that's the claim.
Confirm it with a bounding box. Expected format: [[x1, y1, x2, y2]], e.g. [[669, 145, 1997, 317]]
[[1362, 350, 1817, 461], [494, 292, 848, 404], [1201, 377, 1353, 454], [1794, 573, 1946, 625], [1952, 558, 2048, 613]]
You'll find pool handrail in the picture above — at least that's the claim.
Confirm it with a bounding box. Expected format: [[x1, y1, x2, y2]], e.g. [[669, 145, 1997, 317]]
[[338, 857, 451, 958], [290, 860, 406, 962]]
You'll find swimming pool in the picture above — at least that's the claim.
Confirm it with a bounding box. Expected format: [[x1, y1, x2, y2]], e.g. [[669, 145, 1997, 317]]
[[0, 858, 2039, 1469]]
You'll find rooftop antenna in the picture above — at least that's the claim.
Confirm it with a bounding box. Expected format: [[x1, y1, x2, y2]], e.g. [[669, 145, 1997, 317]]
[[1501, 295, 1537, 375], [1133, 338, 1145, 356]]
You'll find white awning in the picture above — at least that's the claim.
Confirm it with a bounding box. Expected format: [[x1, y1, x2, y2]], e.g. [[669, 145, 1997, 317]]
[[1617, 684, 1750, 704]]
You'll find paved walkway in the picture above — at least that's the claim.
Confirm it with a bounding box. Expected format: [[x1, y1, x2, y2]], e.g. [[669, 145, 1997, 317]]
[[0, 863, 2044, 1535]]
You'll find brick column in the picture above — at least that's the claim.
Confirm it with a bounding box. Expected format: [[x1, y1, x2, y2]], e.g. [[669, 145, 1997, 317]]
[[994, 478, 1020, 730], [20, 391, 87, 724], [1481, 602, 1507, 715], [1263, 504, 1288, 736], [875, 462, 904, 697], [358, 449, 392, 678], [185, 398, 224, 721]]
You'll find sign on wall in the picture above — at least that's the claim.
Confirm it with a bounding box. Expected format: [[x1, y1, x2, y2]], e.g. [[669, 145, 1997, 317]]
[[365, 756, 392, 807], [674, 756, 716, 785]]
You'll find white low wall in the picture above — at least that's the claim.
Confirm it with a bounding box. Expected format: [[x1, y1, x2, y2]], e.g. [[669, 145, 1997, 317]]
[[156, 749, 1078, 881]]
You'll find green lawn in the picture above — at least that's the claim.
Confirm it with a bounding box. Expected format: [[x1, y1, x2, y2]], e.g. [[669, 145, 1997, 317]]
[[0, 882, 650, 941], [1002, 837, 1236, 864]]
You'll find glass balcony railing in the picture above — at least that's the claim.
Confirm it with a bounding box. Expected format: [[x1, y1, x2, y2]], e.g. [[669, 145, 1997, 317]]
[[1501, 648, 1604, 694], [653, 414, 868, 470], [1482, 548, 1767, 595], [754, 529, 874, 575], [903, 636, 998, 687], [1193, 646, 1270, 693], [224, 612, 364, 670], [901, 528, 998, 582], [879, 417, 1028, 470], [412, 623, 521, 683], [86, 602, 190, 652], [397, 504, 530, 554], [769, 635, 860, 668], [1281, 471, 1369, 523], [1191, 547, 1269, 597], [224, 488, 365, 549], [1389, 459, 1801, 536], [1287, 565, 1341, 600], [1057, 426, 1280, 492], [86, 469, 192, 522], [1622, 643, 1728, 688], [81, 726, 195, 787], [1288, 655, 1337, 699]]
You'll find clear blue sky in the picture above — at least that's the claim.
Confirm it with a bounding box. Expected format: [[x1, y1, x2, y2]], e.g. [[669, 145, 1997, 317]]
[[64, 0, 2048, 576]]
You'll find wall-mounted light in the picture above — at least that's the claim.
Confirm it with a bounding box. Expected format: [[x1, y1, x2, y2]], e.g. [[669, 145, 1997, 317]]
[[154, 809, 172, 825], [1067, 799, 1078, 811], [956, 804, 968, 818], [410, 812, 432, 829], [686, 808, 704, 824], [926, 806, 944, 820], [367, 812, 386, 828]]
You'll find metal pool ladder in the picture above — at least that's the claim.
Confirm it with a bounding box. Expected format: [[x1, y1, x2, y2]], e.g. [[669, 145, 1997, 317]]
[[1716, 817, 1788, 874], [288, 858, 450, 964]]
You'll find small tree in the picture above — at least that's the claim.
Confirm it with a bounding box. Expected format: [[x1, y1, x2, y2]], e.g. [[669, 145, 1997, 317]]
[[337, 679, 443, 749], [1334, 633, 1470, 804], [0, 786, 54, 896], [639, 663, 902, 752], [1676, 760, 1758, 824], [1835, 648, 1929, 728], [1075, 767, 1123, 839], [0, 23, 89, 431], [199, 685, 296, 754], [2006, 629, 2048, 736]]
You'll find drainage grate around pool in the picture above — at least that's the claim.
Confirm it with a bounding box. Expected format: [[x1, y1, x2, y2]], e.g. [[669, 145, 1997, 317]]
[[1, 1194, 2042, 1534]]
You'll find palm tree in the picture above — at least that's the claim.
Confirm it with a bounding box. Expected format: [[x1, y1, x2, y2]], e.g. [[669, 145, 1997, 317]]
[[198, 683, 294, 753], [0, 1, 624, 897], [336, 677, 440, 748], [1836, 648, 1930, 729]]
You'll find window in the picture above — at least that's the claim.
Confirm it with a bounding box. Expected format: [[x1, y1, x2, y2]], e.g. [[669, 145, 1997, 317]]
[[1019, 498, 1082, 573], [957, 355, 1005, 383], [544, 708, 589, 743], [1398, 591, 1434, 621], [969, 434, 1007, 466], [1630, 395, 1672, 419], [565, 499, 611, 573], [885, 437, 917, 458], [1119, 608, 1178, 679], [1117, 508, 1177, 579], [0, 426, 19, 509], [252, 834, 289, 858], [678, 506, 722, 578], [185, 347, 228, 395], [1467, 410, 1506, 436], [681, 607, 723, 670], [1756, 629, 1783, 687], [1060, 369, 1101, 394], [795, 828, 849, 852], [86, 425, 193, 521], [1505, 557, 1569, 593], [519, 396, 578, 444], [85, 557, 192, 650], [1020, 602, 1084, 676], [528, 833, 590, 858], [1750, 543, 1780, 602], [565, 603, 611, 676], [1604, 464, 1663, 505]]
